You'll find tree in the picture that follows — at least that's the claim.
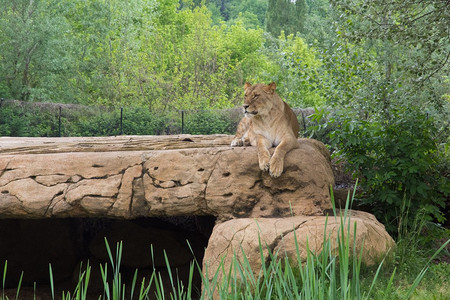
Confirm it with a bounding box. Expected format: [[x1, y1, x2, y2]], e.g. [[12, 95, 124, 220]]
[[62, 0, 157, 106], [0, 0, 73, 102], [330, 0, 449, 113], [258, 32, 325, 107], [228, 0, 268, 28], [312, 0, 450, 232], [265, 0, 307, 37]]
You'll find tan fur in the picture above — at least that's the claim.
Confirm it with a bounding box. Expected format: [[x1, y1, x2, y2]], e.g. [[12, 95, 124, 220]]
[[231, 82, 300, 177]]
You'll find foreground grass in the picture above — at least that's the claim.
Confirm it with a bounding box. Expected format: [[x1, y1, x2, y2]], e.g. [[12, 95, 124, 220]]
[[1, 190, 449, 299], [357, 260, 449, 300]]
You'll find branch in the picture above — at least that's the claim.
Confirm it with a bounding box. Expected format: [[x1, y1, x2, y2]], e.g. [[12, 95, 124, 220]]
[[418, 51, 450, 83]]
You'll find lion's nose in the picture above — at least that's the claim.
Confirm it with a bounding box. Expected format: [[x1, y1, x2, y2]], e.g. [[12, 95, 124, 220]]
[[243, 104, 249, 110]]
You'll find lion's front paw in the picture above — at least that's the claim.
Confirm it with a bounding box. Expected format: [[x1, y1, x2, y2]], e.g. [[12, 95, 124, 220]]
[[258, 154, 270, 171], [231, 138, 244, 147], [269, 156, 284, 178]]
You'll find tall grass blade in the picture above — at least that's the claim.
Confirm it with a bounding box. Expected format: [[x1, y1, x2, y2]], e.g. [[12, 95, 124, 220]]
[[153, 272, 164, 300], [71, 261, 90, 300], [115, 241, 123, 278], [104, 238, 113, 268], [100, 263, 110, 300], [49, 264, 55, 300], [186, 261, 194, 300], [163, 250, 177, 300], [406, 238, 450, 298], [384, 266, 396, 297], [330, 184, 337, 216], [239, 244, 256, 287], [130, 269, 138, 300], [82, 262, 91, 300], [14, 271, 23, 300], [187, 241, 215, 299], [2, 261, 6, 300]]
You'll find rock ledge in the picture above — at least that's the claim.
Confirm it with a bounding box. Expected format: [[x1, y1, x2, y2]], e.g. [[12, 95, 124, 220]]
[[0, 135, 333, 220]]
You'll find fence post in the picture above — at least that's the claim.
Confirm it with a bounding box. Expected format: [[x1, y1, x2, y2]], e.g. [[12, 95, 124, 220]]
[[120, 107, 123, 135], [181, 110, 184, 134], [301, 111, 307, 132], [58, 106, 62, 137]]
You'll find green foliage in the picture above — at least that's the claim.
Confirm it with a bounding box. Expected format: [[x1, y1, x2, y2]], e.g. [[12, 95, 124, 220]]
[[0, 101, 244, 137], [330, 0, 449, 87], [0, 104, 61, 137], [329, 0, 449, 114], [0, 106, 26, 136], [207, 0, 267, 28], [0, 0, 74, 102], [76, 110, 122, 137], [119, 1, 267, 110], [259, 32, 325, 107], [302, 0, 335, 48], [301, 0, 449, 235], [184, 110, 234, 135], [121, 108, 176, 135], [62, 0, 157, 106], [328, 108, 448, 234], [0, 0, 328, 111], [265, 0, 307, 37]]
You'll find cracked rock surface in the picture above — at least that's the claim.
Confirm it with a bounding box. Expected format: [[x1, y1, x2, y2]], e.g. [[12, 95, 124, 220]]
[[203, 210, 395, 284], [0, 135, 334, 219], [0, 135, 395, 287]]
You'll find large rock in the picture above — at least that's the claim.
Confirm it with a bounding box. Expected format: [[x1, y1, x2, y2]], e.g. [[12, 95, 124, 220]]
[[0, 135, 334, 220], [202, 211, 395, 284], [0, 135, 396, 296]]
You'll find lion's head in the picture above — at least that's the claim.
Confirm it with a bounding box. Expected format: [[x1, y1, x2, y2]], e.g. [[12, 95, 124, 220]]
[[243, 82, 284, 118]]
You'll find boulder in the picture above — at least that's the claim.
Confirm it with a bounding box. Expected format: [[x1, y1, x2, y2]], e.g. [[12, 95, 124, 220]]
[[202, 210, 395, 284], [0, 135, 334, 220]]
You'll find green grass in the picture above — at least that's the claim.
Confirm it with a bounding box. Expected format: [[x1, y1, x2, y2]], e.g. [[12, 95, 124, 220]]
[[1, 188, 449, 299]]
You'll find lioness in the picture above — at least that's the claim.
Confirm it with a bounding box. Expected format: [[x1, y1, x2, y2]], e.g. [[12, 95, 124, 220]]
[[231, 82, 300, 177]]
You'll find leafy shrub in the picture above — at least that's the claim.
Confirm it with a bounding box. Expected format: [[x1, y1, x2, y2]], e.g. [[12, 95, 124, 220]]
[[327, 107, 448, 234], [184, 110, 235, 135], [121, 108, 181, 135], [0, 102, 241, 137], [75, 110, 121, 137], [0, 104, 62, 137], [26, 109, 61, 137], [0, 106, 27, 136]]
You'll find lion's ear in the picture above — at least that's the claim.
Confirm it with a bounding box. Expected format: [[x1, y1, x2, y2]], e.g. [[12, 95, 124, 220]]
[[244, 82, 252, 89], [264, 82, 276, 94]]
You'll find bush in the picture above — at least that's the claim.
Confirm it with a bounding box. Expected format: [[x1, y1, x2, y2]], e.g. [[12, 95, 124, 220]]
[[0, 101, 244, 137], [0, 104, 61, 137], [75, 109, 120, 137], [184, 109, 235, 135], [327, 107, 448, 234], [0, 106, 27, 136]]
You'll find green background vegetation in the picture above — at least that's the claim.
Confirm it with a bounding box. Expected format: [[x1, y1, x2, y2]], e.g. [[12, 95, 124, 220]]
[[0, 0, 448, 298]]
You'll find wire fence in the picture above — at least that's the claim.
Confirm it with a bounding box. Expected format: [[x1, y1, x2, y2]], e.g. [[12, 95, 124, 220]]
[[0, 98, 317, 138]]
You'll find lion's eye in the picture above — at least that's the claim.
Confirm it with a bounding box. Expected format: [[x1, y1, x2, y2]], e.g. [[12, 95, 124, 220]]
[[252, 94, 259, 100]]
